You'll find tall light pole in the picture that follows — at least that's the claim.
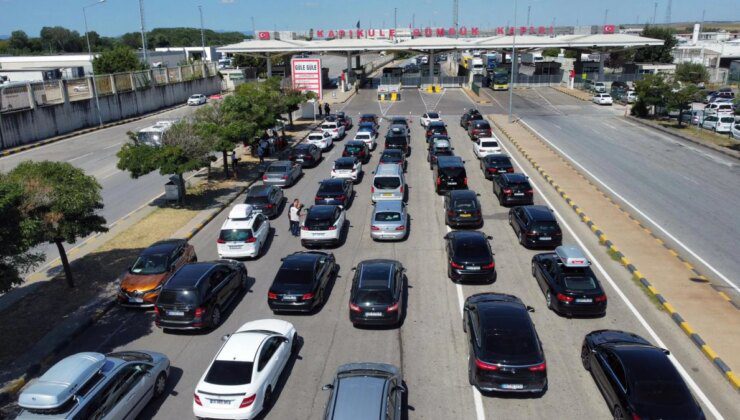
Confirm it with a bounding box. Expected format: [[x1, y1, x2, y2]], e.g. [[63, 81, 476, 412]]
[[508, 0, 518, 122], [394, 7, 397, 30], [83, 0, 106, 127], [251, 16, 256, 36], [199, 5, 207, 61], [139, 0, 148, 64]]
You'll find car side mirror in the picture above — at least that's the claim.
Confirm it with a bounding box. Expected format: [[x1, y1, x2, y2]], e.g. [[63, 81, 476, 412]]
[[322, 384, 334, 391], [351, 267, 357, 271], [443, 233, 450, 240], [476, 193, 481, 197], [662, 348, 670, 355], [526, 306, 536, 313], [394, 385, 407, 393], [221, 334, 231, 342]]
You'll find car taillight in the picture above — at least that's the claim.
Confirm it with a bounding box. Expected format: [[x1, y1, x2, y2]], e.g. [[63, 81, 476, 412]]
[[399, 185, 404, 193], [595, 294, 608, 303], [447, 210, 455, 216], [304, 155, 313, 160], [216, 238, 225, 244], [268, 292, 277, 300], [265, 204, 274, 209], [239, 394, 256, 408], [262, 175, 268, 180], [194, 393, 202, 406], [371, 225, 380, 231], [315, 196, 322, 201], [487, 168, 498, 172], [282, 175, 288, 180], [336, 195, 345, 201], [482, 262, 495, 269], [194, 307, 206, 318], [526, 189, 533, 195], [526, 231, 538, 236], [395, 225, 405, 231], [328, 225, 337, 230], [154, 306, 160, 316], [556, 293, 574, 303], [464, 177, 468, 186], [631, 414, 641, 420], [302, 225, 309, 230], [528, 362, 547, 372], [450, 261, 464, 269], [507, 167, 514, 173], [475, 358, 500, 371], [503, 188, 512, 195], [371, 186, 375, 193], [359, 151, 365, 156], [436, 177, 441, 186], [386, 302, 399, 312], [349, 302, 361, 312], [245, 237, 256, 243], [302, 292, 315, 300]]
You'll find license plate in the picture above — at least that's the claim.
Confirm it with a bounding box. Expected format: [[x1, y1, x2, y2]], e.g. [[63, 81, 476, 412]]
[[540, 237, 551, 241], [209, 399, 230, 405], [283, 295, 297, 301], [501, 384, 524, 390], [313, 232, 325, 236], [448, 181, 457, 185], [576, 298, 593, 303], [498, 169, 507, 173], [128, 297, 143, 303], [460, 214, 471, 218], [365, 312, 383, 317], [467, 266, 480, 271], [296, 158, 304, 162], [167, 310, 184, 316], [514, 192, 524, 196], [228, 245, 241, 249], [382, 193, 393, 197]]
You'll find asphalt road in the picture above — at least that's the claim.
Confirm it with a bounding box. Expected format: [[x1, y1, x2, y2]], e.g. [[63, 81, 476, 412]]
[[482, 87, 740, 292], [40, 89, 739, 420]]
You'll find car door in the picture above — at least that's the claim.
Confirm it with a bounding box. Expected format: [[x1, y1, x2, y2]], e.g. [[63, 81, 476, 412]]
[[395, 267, 404, 308], [170, 246, 187, 272], [256, 337, 284, 389], [601, 351, 627, 409], [109, 363, 153, 420], [208, 267, 231, 308], [511, 208, 523, 235]]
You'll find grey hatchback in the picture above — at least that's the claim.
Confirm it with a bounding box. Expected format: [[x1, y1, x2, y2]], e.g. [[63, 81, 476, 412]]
[[262, 160, 302, 187], [322, 363, 405, 420]]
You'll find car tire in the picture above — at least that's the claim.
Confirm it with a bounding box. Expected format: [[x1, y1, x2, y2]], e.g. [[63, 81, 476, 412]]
[[210, 306, 222, 329], [263, 386, 273, 411], [613, 405, 625, 420], [518, 231, 526, 247], [546, 291, 554, 310], [291, 332, 299, 354], [468, 361, 476, 386], [153, 372, 168, 398], [581, 345, 591, 371]]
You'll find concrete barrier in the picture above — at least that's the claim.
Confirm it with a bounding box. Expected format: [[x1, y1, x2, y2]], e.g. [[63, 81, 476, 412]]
[[0, 76, 221, 150]]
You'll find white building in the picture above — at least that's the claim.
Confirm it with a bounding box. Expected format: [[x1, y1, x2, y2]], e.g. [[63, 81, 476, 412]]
[[154, 46, 221, 62]]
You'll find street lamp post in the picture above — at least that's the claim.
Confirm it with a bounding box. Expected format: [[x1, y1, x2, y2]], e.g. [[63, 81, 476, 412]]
[[508, 0, 518, 122], [83, 0, 106, 127]]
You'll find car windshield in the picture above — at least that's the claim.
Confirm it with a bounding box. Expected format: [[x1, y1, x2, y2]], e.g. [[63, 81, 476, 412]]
[[632, 380, 688, 405], [374, 177, 401, 189], [267, 165, 288, 173], [308, 134, 325, 141], [428, 112, 439, 118], [345, 144, 362, 152], [481, 141, 499, 148], [205, 361, 253, 386], [355, 133, 370, 139], [319, 182, 344, 193], [532, 222, 558, 233], [356, 265, 394, 303], [440, 167, 465, 177], [158, 289, 198, 305], [274, 267, 315, 285], [219, 229, 253, 242], [720, 117, 734, 123], [453, 199, 477, 210], [321, 124, 336, 129], [382, 151, 402, 160], [375, 211, 402, 222], [130, 253, 169, 275], [563, 276, 598, 291], [454, 239, 489, 259]]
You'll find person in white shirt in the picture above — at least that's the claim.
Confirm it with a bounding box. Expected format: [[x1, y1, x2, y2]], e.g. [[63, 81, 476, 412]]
[[289, 199, 302, 236]]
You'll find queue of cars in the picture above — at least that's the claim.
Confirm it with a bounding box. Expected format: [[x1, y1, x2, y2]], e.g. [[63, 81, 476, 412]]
[[15, 109, 704, 420]]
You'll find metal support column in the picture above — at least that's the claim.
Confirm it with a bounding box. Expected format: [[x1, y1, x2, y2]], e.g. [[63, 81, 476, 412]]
[[266, 53, 272, 77], [355, 54, 361, 69], [346, 51, 352, 90], [429, 50, 435, 85], [598, 51, 605, 81]]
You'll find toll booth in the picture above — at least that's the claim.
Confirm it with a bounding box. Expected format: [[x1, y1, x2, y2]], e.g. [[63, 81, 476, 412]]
[[377, 83, 401, 101]]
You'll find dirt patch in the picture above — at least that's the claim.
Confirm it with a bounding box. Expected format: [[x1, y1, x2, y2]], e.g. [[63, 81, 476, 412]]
[[655, 120, 740, 150]]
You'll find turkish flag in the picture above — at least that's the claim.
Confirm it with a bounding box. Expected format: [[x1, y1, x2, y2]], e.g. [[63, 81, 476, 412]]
[[258, 31, 271, 40], [603, 25, 615, 34]]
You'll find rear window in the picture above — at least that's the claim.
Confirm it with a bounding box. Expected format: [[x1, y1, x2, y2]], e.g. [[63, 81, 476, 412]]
[[481, 141, 499, 148], [355, 133, 370, 139], [482, 326, 539, 360], [440, 167, 466, 177], [321, 123, 336, 129], [308, 134, 325, 140], [274, 267, 315, 285], [334, 161, 355, 170], [453, 198, 477, 210], [374, 177, 401, 189], [204, 361, 253, 386], [474, 121, 490, 129], [531, 221, 558, 233], [245, 195, 269, 204], [563, 276, 598, 291], [633, 380, 688, 405], [428, 112, 439, 118], [158, 289, 199, 305], [219, 229, 253, 242], [720, 117, 734, 123], [375, 211, 402, 222], [267, 165, 288, 173], [344, 144, 362, 152], [453, 239, 489, 259], [319, 181, 344, 193]]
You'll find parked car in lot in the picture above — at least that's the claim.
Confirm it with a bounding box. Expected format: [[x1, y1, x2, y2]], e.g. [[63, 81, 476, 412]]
[[217, 204, 271, 259], [371, 163, 406, 202], [193, 319, 297, 420], [315, 178, 353, 207], [268, 251, 337, 313], [370, 200, 408, 241], [493, 173, 533, 206], [625, 90, 637, 103], [531, 246, 607, 316], [349, 259, 406, 327], [307, 131, 334, 150], [155, 260, 248, 331], [342, 140, 370, 163], [118, 239, 196, 307], [581, 330, 704, 420], [460, 108, 482, 129], [445, 230, 496, 283], [359, 113, 380, 130], [244, 184, 284, 219], [591, 82, 607, 93], [468, 119, 492, 140], [187, 93, 207, 105], [354, 130, 377, 151], [331, 157, 363, 182], [301, 205, 346, 248], [434, 156, 467, 194], [427, 139, 454, 168], [289, 144, 322, 167], [17, 351, 170, 420], [322, 363, 405, 420], [385, 126, 410, 156], [473, 136, 502, 158], [263, 160, 302, 187], [321, 120, 346, 140], [445, 190, 483, 228], [463, 293, 547, 393], [592, 93, 613, 105], [357, 122, 379, 139], [427, 133, 451, 149], [701, 115, 735, 133], [425, 120, 448, 140], [704, 102, 734, 116], [732, 122, 740, 139], [509, 205, 562, 248], [420, 111, 442, 127], [480, 154, 514, 180]]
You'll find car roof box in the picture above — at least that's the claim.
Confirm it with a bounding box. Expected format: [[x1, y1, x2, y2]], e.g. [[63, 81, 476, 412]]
[[18, 352, 106, 410], [228, 204, 254, 220], [555, 245, 590, 267]]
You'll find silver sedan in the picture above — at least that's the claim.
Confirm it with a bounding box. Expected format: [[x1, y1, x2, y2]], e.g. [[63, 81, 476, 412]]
[[370, 200, 408, 241], [263, 160, 302, 187]]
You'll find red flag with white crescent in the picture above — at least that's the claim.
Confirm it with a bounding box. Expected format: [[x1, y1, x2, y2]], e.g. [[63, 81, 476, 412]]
[[258, 31, 271, 40], [603, 25, 615, 34]]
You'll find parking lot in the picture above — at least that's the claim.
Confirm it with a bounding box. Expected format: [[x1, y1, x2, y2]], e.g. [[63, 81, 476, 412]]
[[44, 89, 739, 420]]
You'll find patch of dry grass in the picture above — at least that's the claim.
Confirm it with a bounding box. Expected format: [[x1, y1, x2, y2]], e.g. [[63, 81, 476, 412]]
[[656, 121, 740, 150]]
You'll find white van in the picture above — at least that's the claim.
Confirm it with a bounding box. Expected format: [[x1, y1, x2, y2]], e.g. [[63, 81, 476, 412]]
[[371, 164, 406, 203], [217, 204, 270, 259], [704, 102, 734, 116]]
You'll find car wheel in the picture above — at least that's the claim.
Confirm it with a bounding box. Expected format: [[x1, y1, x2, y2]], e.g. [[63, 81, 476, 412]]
[[468, 363, 476, 386], [263, 386, 273, 411], [153, 372, 168, 398], [546, 291, 554, 310], [531, 262, 537, 277], [581, 345, 591, 371], [613, 405, 625, 420], [291, 332, 299, 354], [518, 231, 526, 247], [210, 306, 222, 328]]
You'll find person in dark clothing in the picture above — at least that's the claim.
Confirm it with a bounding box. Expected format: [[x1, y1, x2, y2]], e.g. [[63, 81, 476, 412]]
[[324, 102, 331, 116], [231, 150, 238, 177], [317, 102, 323, 117]]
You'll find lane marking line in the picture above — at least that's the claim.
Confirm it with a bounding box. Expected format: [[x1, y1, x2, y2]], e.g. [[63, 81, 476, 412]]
[[66, 152, 93, 163]]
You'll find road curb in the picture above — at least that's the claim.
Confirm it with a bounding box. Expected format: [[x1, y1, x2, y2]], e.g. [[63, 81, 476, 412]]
[[550, 86, 591, 102], [462, 87, 491, 104], [490, 116, 740, 391]]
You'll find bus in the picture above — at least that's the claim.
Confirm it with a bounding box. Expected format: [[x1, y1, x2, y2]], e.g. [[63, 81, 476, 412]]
[[136, 120, 177, 146], [491, 69, 509, 91]]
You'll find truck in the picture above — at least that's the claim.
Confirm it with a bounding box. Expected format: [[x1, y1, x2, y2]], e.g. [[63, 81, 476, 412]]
[[471, 58, 485, 75], [520, 52, 543, 66], [484, 53, 500, 70]]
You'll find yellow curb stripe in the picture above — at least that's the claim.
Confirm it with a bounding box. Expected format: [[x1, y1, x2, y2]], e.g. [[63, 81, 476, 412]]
[[646, 285, 659, 296], [683, 262, 694, 270], [726, 371, 740, 390], [620, 257, 630, 266], [679, 321, 694, 336], [718, 291, 731, 301], [633, 270, 643, 279], [701, 344, 719, 361], [662, 301, 677, 314], [668, 249, 679, 257]]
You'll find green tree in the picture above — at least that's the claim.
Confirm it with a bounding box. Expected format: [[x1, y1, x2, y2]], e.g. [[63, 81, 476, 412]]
[[277, 88, 315, 126], [666, 84, 701, 127], [674, 62, 709, 84], [632, 73, 671, 117], [542, 48, 560, 58], [194, 101, 240, 178], [120, 32, 142, 49], [6, 162, 107, 288], [39, 26, 84, 53], [634, 25, 678, 63], [8, 30, 29, 50], [93, 46, 146, 74], [564, 49, 579, 59]]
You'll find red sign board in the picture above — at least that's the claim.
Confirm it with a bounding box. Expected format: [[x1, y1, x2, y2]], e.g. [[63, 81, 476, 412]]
[[291, 58, 322, 100]]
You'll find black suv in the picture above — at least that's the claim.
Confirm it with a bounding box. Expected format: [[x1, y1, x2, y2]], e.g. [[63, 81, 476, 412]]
[[460, 109, 482, 129], [468, 119, 492, 140], [445, 190, 483, 228], [315, 178, 353, 207], [480, 154, 514, 180], [464, 293, 547, 394], [289, 143, 322, 167], [434, 156, 467, 194], [445, 231, 496, 283], [342, 140, 370, 163], [385, 126, 410, 156], [155, 260, 247, 331], [244, 184, 284, 218], [389, 117, 410, 132], [425, 121, 447, 140], [493, 173, 533, 206], [349, 259, 406, 327], [267, 251, 337, 313], [509, 205, 562, 248]]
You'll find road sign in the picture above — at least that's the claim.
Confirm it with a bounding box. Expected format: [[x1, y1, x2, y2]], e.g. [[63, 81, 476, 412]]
[[291, 58, 322, 100]]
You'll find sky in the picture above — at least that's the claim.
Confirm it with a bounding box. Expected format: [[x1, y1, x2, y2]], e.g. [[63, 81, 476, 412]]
[[0, 0, 738, 37]]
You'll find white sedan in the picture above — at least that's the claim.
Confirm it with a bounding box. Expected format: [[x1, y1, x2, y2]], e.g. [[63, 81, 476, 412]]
[[473, 136, 503, 158], [193, 319, 297, 420], [331, 157, 363, 182], [732, 122, 740, 139], [306, 131, 333, 150], [187, 94, 207, 105], [420, 112, 442, 128], [592, 93, 613, 105], [353, 131, 376, 151]]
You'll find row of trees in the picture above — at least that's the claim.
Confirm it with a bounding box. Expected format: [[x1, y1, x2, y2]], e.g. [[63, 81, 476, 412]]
[[116, 78, 313, 200], [0, 27, 246, 56], [631, 62, 710, 124]]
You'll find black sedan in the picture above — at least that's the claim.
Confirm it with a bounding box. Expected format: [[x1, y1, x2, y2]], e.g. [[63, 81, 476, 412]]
[[244, 184, 284, 218], [509, 205, 562, 248], [464, 293, 547, 394], [445, 231, 496, 283], [379, 149, 406, 170], [493, 173, 534, 206], [315, 178, 353, 207], [531, 245, 607, 317], [349, 259, 405, 327], [389, 117, 410, 132], [582, 330, 704, 420], [268, 251, 337, 313], [425, 121, 448, 140], [445, 190, 483, 228], [289, 143, 322, 167], [342, 140, 370, 163], [460, 108, 482, 129], [480, 154, 514, 180]]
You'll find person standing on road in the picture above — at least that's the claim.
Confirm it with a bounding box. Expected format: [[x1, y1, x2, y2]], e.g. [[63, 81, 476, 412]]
[[257, 141, 266, 164], [289, 199, 303, 236], [231, 150, 238, 177], [317, 102, 323, 117], [324, 102, 331, 116]]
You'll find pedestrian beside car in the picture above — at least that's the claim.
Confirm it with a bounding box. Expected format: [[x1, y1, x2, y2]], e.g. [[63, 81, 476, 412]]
[[257, 141, 266, 164], [289, 199, 303, 236], [318, 102, 323, 117], [324, 102, 331, 116]]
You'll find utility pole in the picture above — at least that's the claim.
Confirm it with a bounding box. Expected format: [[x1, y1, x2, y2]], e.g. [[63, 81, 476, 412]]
[[508, 0, 518, 122], [603, 9, 609, 27], [251, 16, 255, 36], [83, 0, 106, 127], [394, 7, 397, 30], [412, 13, 415, 29], [526, 4, 531, 27], [652, 2, 658, 24], [138, 0, 148, 64], [453, 0, 459, 35], [665, 0, 672, 24], [199, 5, 207, 61]]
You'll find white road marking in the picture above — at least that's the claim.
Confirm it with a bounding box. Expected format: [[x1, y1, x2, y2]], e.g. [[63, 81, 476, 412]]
[[553, 124, 562, 130], [103, 142, 122, 150], [498, 134, 724, 420], [66, 152, 93, 163], [533, 88, 564, 116], [603, 122, 617, 130], [448, 224, 487, 420], [519, 118, 739, 295]]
